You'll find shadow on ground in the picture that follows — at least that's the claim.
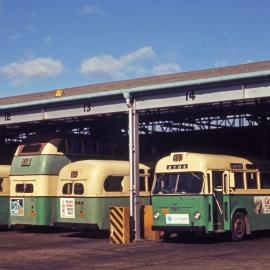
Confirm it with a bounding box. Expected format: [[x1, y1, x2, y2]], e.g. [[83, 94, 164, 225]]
[[63, 230, 110, 239], [159, 230, 270, 244], [10, 225, 73, 234]]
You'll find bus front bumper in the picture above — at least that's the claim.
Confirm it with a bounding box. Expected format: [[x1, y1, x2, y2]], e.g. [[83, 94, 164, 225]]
[[152, 225, 206, 233]]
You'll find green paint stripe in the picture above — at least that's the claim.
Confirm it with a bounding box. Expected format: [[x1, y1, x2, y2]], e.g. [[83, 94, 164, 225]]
[[152, 193, 270, 197]]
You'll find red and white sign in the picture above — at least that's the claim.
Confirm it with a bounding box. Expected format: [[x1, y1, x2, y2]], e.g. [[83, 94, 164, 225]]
[[60, 198, 75, 218]]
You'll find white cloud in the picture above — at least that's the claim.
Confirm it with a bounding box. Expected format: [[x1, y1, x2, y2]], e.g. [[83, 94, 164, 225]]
[[152, 63, 181, 75], [79, 46, 181, 80], [79, 46, 156, 78], [1, 57, 64, 85], [79, 5, 107, 15]]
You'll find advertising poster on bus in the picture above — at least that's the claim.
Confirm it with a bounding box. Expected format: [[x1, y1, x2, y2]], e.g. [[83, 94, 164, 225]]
[[10, 198, 24, 216], [60, 198, 75, 218], [254, 196, 270, 214]]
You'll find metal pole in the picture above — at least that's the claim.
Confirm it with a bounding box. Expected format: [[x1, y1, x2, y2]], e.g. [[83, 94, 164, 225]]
[[126, 98, 135, 239], [126, 97, 141, 241], [133, 103, 141, 240]]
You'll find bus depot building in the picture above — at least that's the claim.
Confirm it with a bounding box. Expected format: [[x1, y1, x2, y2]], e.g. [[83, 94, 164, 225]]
[[1, 60, 270, 241]]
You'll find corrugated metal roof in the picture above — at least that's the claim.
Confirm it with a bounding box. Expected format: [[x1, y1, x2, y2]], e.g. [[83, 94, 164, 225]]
[[1, 60, 270, 106]]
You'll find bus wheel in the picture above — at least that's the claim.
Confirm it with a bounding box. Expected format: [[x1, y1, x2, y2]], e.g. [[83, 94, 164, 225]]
[[231, 212, 246, 242], [160, 231, 170, 242]]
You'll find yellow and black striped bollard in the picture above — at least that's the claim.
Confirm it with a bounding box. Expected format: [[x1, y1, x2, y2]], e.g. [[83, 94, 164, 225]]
[[110, 206, 130, 244]]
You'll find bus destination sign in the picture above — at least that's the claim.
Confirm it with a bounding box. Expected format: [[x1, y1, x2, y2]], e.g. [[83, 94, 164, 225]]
[[167, 164, 188, 170]]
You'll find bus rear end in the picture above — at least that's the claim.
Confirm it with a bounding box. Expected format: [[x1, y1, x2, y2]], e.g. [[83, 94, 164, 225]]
[[55, 160, 151, 231], [0, 165, 10, 225], [10, 175, 58, 226], [9, 141, 64, 226]]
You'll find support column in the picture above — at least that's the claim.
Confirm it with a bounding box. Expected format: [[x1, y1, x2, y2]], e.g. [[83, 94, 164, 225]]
[[133, 102, 141, 240], [126, 97, 141, 241]]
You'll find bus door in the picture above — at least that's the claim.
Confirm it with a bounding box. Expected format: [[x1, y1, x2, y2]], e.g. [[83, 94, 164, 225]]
[[212, 171, 224, 231], [222, 172, 231, 231]]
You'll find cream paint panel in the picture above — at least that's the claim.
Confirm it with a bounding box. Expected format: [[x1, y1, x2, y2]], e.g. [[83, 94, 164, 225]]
[[155, 152, 255, 173], [230, 189, 270, 195], [0, 166, 11, 196], [0, 177, 10, 196], [14, 146, 19, 156], [0, 165, 11, 177], [10, 175, 58, 196], [57, 160, 150, 196], [41, 139, 61, 155]]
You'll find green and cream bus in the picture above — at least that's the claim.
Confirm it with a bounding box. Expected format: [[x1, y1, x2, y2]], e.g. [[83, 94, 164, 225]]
[[0, 165, 10, 225], [9, 135, 124, 226], [54, 160, 151, 230], [152, 152, 270, 241]]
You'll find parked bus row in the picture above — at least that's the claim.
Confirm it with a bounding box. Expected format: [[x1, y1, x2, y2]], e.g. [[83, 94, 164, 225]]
[[2, 134, 270, 241], [8, 135, 150, 231]]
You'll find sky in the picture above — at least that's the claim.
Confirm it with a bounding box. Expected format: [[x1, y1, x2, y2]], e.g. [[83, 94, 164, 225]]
[[0, 0, 270, 98]]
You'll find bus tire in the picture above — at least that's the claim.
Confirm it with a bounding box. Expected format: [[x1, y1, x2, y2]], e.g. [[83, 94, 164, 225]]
[[231, 212, 246, 242], [160, 231, 171, 242]]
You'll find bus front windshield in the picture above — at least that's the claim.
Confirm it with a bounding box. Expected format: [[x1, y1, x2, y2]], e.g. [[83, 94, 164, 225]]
[[152, 172, 204, 194]]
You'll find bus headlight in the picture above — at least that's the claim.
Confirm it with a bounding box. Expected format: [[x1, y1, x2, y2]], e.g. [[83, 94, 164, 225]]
[[194, 212, 201, 220], [154, 212, 160, 220]]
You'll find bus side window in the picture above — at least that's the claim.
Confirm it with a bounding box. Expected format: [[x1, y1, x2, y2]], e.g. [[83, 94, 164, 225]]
[[74, 183, 84, 195], [0, 178, 3, 192], [234, 172, 244, 189], [260, 172, 270, 189], [246, 172, 258, 189], [62, 183, 72, 195], [212, 171, 223, 189], [104, 176, 124, 192]]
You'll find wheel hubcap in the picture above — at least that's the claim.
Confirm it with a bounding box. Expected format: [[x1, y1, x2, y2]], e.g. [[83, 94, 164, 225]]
[[234, 218, 244, 236]]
